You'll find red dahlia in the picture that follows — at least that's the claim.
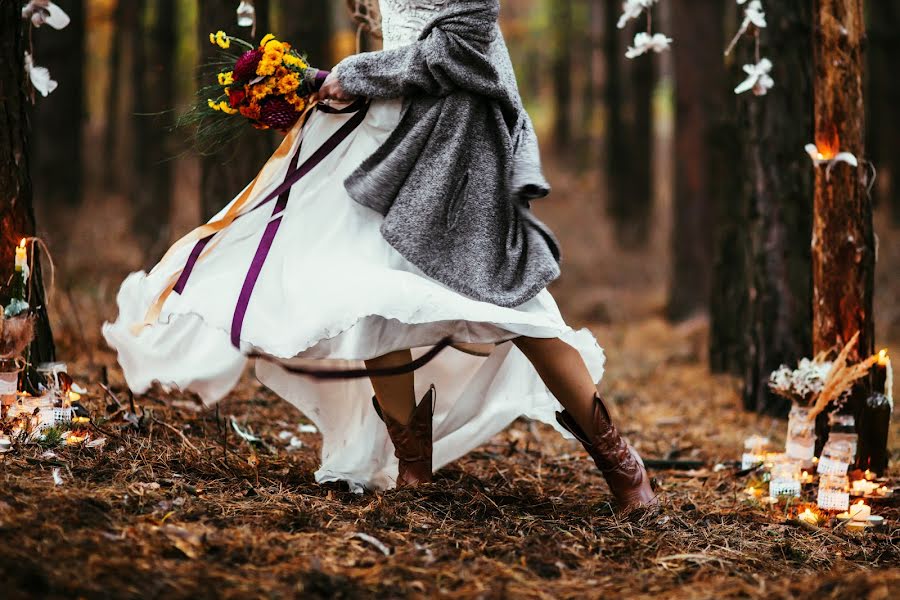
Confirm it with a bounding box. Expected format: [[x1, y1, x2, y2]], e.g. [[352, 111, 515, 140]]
[[228, 87, 246, 108], [233, 49, 262, 82]]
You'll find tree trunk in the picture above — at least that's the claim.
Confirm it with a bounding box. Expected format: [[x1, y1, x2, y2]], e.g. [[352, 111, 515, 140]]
[[811, 0, 883, 471], [866, 0, 900, 224], [104, 0, 140, 193], [604, 0, 653, 248], [132, 0, 177, 253], [0, 0, 55, 376], [276, 0, 332, 69], [31, 0, 84, 210], [666, 0, 726, 321], [729, 0, 814, 415], [552, 0, 573, 150], [199, 0, 275, 221]]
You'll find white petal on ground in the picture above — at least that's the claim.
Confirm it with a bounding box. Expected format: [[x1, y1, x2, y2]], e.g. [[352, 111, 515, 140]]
[[24, 51, 58, 97]]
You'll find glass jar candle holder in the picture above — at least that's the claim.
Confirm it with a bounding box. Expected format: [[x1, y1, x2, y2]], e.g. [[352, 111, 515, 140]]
[[817, 433, 858, 475], [770, 457, 802, 498], [741, 435, 770, 469], [817, 473, 850, 511], [785, 406, 816, 460]]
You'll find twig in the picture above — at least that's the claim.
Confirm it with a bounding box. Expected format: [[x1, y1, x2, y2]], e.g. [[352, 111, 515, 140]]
[[150, 416, 199, 453]]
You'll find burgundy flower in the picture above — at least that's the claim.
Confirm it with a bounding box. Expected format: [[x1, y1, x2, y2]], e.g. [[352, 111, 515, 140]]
[[233, 49, 262, 82], [259, 97, 300, 130]]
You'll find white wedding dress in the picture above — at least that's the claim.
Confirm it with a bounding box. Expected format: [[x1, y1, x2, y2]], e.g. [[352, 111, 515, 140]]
[[103, 0, 606, 492]]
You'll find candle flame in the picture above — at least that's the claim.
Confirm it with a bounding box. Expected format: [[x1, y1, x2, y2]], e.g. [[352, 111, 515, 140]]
[[856, 499, 865, 506], [878, 349, 890, 366], [18, 238, 26, 248]]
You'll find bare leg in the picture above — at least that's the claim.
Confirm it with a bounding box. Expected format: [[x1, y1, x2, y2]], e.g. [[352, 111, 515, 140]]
[[513, 336, 599, 436], [366, 350, 416, 425]]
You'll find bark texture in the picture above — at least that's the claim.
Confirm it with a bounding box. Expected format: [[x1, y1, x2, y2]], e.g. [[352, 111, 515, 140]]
[[812, 0, 883, 471], [0, 0, 56, 374]]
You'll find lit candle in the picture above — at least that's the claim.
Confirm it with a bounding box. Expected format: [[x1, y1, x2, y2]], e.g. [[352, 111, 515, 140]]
[[14, 239, 26, 271], [849, 500, 871, 522], [798, 509, 819, 526], [745, 486, 763, 498], [878, 350, 893, 404], [864, 469, 875, 481], [800, 471, 813, 484]]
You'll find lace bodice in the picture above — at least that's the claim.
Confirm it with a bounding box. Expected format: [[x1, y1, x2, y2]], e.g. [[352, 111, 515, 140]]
[[380, 0, 450, 50]]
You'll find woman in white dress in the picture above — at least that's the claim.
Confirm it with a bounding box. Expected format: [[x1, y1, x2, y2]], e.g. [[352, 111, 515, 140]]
[[103, 0, 655, 509]]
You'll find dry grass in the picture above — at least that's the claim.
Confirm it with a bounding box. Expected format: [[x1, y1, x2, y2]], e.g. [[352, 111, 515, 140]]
[[0, 316, 897, 600]]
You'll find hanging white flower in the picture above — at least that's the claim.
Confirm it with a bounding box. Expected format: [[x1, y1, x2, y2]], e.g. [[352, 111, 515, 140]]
[[21, 0, 70, 29], [742, 1, 767, 31], [625, 32, 673, 59], [725, 0, 767, 55], [617, 0, 658, 30], [734, 58, 774, 96], [236, 1, 256, 28], [24, 51, 58, 97]]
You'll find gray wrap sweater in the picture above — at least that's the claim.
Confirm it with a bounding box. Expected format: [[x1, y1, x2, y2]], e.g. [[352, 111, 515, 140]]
[[334, 0, 560, 307]]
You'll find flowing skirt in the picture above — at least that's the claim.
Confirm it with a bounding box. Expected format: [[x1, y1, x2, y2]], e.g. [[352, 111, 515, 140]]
[[103, 99, 606, 492]]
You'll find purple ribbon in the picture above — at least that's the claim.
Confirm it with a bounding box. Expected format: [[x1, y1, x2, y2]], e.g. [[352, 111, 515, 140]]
[[173, 99, 370, 348]]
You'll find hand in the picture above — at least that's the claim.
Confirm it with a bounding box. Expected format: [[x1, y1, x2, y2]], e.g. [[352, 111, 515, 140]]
[[319, 72, 354, 102]]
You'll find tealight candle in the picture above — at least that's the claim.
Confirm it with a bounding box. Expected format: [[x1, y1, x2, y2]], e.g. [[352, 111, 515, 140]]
[[798, 509, 819, 526], [849, 500, 871, 522]]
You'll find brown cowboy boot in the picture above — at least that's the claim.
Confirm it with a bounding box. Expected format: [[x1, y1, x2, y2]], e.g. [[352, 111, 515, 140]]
[[556, 394, 657, 510], [373, 385, 435, 487]]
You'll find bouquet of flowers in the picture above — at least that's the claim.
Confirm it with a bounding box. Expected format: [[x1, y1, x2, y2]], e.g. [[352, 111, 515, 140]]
[[182, 31, 325, 153]]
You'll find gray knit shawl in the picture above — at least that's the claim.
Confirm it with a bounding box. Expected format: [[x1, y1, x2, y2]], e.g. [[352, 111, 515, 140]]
[[334, 0, 560, 307]]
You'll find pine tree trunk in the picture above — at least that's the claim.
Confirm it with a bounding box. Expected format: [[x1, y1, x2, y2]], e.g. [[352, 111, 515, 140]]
[[276, 0, 332, 68], [666, 0, 726, 321], [604, 0, 653, 248], [733, 0, 814, 415], [552, 0, 573, 150], [199, 0, 275, 220], [866, 0, 900, 224], [31, 0, 84, 209], [132, 0, 177, 252], [811, 0, 883, 471], [0, 0, 55, 370]]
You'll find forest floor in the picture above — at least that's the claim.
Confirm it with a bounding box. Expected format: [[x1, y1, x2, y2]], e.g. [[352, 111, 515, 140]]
[[2, 166, 899, 599]]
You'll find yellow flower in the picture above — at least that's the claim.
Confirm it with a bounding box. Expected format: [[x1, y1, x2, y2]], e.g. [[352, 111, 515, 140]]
[[256, 57, 278, 77], [217, 71, 234, 86], [259, 33, 277, 48], [209, 32, 216, 45], [277, 73, 300, 94], [264, 40, 285, 55], [218, 101, 238, 115], [282, 53, 308, 69], [207, 98, 220, 111], [214, 30, 230, 49]]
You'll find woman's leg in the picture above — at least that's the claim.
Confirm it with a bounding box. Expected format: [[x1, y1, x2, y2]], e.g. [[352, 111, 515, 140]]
[[513, 335, 656, 509], [512, 336, 599, 436], [366, 350, 416, 424]]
